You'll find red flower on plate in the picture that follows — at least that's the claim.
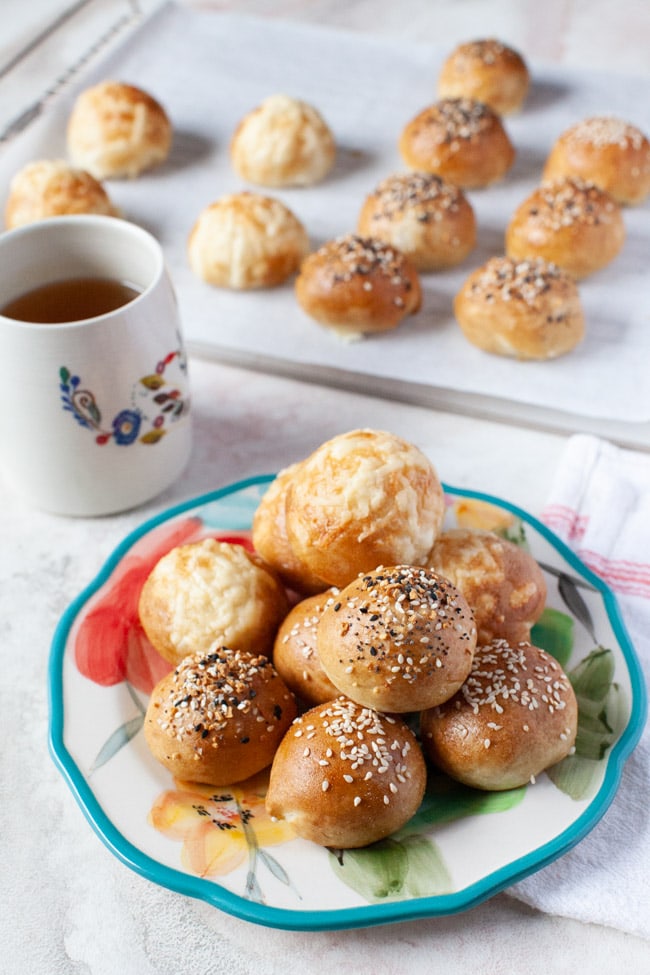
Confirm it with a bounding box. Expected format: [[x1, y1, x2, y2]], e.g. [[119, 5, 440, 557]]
[[73, 517, 254, 694]]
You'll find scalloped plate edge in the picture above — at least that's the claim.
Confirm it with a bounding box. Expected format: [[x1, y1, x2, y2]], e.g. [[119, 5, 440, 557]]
[[48, 477, 648, 931]]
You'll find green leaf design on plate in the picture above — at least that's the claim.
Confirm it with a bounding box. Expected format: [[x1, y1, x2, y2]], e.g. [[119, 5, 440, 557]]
[[530, 607, 574, 667], [330, 773, 526, 903], [329, 834, 452, 903], [496, 518, 529, 550], [547, 647, 627, 799], [570, 646, 614, 703], [400, 773, 526, 834], [257, 849, 292, 887], [89, 712, 144, 775]]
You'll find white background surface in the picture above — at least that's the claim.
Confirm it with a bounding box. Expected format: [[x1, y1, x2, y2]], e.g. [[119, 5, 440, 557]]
[[1, 2, 650, 974]]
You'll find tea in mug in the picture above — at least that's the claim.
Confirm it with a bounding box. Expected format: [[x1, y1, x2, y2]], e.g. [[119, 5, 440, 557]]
[[1, 277, 141, 323]]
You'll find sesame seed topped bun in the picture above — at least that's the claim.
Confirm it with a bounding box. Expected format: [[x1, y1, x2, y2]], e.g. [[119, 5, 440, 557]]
[[144, 647, 298, 785], [420, 639, 578, 790], [399, 97, 515, 189], [317, 565, 477, 713], [265, 696, 427, 848], [437, 39, 530, 116], [272, 589, 342, 706], [505, 177, 625, 279], [295, 234, 421, 338], [454, 255, 585, 360], [357, 171, 477, 272], [542, 116, 650, 206]]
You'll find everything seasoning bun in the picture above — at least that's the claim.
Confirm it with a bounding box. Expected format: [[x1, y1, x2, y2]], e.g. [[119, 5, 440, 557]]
[[420, 640, 578, 790], [4, 159, 119, 229], [188, 192, 309, 289], [283, 429, 446, 589], [357, 171, 477, 271], [230, 93, 336, 187], [67, 80, 172, 179], [437, 39, 530, 116], [505, 177, 626, 278], [295, 233, 422, 338], [273, 590, 342, 706], [542, 116, 650, 205], [427, 528, 547, 645], [144, 647, 297, 785], [317, 565, 477, 713], [265, 696, 427, 848], [138, 538, 289, 666], [453, 255, 585, 359], [399, 97, 515, 189]]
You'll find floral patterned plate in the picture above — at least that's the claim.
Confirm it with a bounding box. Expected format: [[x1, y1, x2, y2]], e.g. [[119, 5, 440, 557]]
[[49, 477, 647, 931]]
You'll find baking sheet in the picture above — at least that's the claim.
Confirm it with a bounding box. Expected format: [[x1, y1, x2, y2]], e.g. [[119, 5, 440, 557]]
[[1, 3, 649, 438]]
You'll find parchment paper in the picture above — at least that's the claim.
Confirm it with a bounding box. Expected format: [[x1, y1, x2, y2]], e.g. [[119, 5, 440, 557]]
[[1, 3, 648, 430]]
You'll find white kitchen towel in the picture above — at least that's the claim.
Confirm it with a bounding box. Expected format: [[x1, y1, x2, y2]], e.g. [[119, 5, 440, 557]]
[[509, 434, 650, 939]]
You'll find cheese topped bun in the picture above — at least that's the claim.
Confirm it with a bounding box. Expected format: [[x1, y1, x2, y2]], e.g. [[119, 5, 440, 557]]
[[283, 429, 446, 588], [230, 93, 336, 187]]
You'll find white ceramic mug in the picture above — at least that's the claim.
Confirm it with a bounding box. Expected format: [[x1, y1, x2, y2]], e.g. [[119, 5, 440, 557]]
[[0, 215, 192, 516]]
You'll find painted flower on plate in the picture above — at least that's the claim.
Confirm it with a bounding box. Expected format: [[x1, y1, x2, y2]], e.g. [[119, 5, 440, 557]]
[[149, 770, 295, 881], [73, 516, 254, 694]]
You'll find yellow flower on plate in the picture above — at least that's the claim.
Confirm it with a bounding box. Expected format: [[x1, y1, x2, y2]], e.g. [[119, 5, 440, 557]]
[[148, 769, 295, 879], [453, 498, 517, 533]]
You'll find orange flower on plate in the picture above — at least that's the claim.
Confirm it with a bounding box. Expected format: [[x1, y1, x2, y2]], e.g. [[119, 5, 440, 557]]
[[148, 770, 295, 884], [453, 497, 518, 532]]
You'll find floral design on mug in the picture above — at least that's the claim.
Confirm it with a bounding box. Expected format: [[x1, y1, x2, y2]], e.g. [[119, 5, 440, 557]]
[[59, 349, 189, 446]]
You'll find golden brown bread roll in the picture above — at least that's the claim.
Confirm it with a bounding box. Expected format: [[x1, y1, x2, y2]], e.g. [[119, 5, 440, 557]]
[[144, 647, 297, 785], [505, 177, 626, 278], [356, 171, 477, 271], [295, 233, 422, 338], [542, 116, 650, 206], [4, 159, 120, 229], [251, 464, 329, 595], [420, 639, 578, 790], [265, 696, 427, 847], [399, 97, 515, 189], [427, 528, 546, 645], [437, 39, 530, 116], [272, 590, 341, 706], [283, 428, 446, 588], [67, 80, 172, 180], [138, 538, 289, 666], [230, 93, 336, 187], [317, 565, 477, 713], [454, 255, 585, 359], [188, 191, 309, 289]]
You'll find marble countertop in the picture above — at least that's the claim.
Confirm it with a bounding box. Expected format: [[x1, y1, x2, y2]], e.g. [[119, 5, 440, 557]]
[[1, 2, 649, 973]]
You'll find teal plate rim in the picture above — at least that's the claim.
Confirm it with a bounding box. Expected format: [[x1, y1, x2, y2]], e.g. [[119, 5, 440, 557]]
[[48, 475, 648, 932]]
